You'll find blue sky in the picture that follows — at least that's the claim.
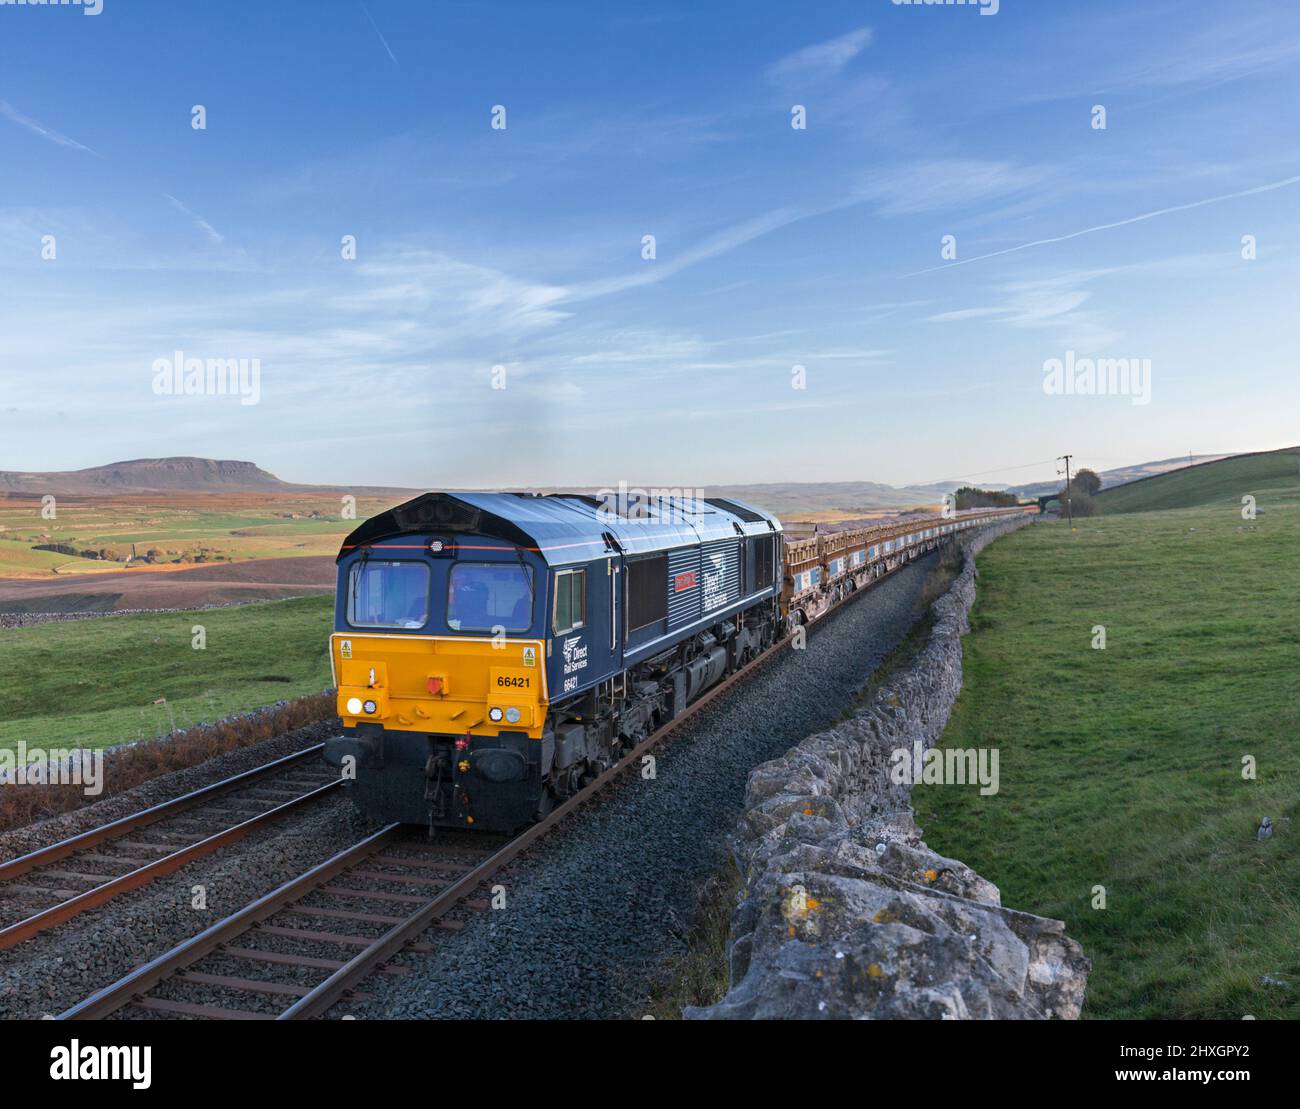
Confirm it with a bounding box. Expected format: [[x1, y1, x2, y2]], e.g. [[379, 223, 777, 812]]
[[1, 0, 1297, 490]]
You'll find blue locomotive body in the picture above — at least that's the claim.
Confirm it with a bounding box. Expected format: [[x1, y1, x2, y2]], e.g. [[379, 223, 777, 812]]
[[326, 490, 783, 831]]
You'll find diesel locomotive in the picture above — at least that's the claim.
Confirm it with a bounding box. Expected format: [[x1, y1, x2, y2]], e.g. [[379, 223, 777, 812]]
[[323, 491, 1031, 832]]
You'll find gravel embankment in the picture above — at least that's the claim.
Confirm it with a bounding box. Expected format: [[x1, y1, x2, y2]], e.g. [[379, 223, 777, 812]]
[[0, 721, 383, 1019], [0, 552, 940, 1020], [0, 603, 270, 628], [0, 720, 336, 860], [348, 553, 942, 1020]]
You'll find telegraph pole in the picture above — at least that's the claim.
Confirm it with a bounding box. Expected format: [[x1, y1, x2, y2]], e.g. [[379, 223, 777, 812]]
[[1058, 453, 1074, 529]]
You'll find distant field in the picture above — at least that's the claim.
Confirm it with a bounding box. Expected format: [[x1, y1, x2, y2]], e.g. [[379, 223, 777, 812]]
[[785, 509, 905, 528], [0, 596, 335, 750], [1097, 446, 1299, 514], [0, 556, 335, 614], [0, 487, 946, 582], [0, 491, 397, 580], [915, 490, 1299, 1018]]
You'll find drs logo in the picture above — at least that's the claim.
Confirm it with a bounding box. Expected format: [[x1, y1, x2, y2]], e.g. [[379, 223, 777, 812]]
[[674, 571, 698, 593]]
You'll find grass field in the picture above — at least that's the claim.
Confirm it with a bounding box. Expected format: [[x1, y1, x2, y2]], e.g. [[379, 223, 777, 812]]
[[914, 477, 1299, 1018], [0, 492, 397, 579], [0, 486, 953, 577], [0, 596, 335, 751], [1098, 446, 1299, 514]]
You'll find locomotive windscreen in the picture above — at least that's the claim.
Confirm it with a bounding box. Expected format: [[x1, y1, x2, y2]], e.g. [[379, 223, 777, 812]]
[[447, 562, 535, 632], [348, 560, 431, 629]]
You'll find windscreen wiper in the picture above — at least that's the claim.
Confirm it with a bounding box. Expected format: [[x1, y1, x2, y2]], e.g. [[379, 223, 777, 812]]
[[513, 545, 535, 610], [351, 545, 372, 612]]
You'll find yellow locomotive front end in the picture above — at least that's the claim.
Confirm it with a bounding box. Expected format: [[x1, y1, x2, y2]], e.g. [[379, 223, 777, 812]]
[[324, 495, 558, 831], [331, 632, 548, 740]]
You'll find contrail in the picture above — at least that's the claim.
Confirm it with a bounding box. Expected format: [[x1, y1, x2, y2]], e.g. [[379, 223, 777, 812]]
[[362, 4, 399, 68], [162, 193, 224, 245], [906, 172, 1300, 276], [0, 100, 99, 155]]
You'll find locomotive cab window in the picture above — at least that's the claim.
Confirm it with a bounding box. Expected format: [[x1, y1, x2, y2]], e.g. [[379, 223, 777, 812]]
[[553, 568, 587, 635], [447, 562, 534, 633], [348, 560, 430, 629]]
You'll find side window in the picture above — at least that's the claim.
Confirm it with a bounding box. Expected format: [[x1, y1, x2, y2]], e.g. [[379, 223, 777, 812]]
[[553, 569, 586, 634], [555, 572, 571, 633], [573, 572, 587, 629]]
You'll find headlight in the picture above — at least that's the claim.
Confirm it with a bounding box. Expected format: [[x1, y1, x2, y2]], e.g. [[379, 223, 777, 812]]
[[505, 707, 522, 724], [346, 697, 363, 715], [363, 700, 377, 714], [488, 707, 504, 723]]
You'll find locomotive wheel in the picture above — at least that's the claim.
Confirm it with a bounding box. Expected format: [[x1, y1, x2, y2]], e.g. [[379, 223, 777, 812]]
[[550, 765, 582, 799], [534, 790, 555, 821]]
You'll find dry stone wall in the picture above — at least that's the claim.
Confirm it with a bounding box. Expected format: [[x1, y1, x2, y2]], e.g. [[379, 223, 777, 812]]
[[686, 517, 1090, 1020]]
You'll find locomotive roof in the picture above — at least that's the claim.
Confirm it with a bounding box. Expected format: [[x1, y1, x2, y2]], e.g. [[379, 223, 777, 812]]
[[338, 491, 782, 567]]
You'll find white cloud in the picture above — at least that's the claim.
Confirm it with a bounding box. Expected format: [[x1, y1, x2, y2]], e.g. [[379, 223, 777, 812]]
[[1093, 12, 1300, 94], [766, 27, 873, 85], [561, 204, 826, 302], [855, 159, 1051, 218], [923, 272, 1121, 348]]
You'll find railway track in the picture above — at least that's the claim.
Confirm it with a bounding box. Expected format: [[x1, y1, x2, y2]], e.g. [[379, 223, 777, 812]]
[[57, 542, 947, 1020], [60, 828, 503, 1019], [0, 746, 341, 950]]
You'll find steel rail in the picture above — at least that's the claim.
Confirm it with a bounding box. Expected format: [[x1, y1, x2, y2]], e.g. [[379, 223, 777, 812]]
[[60, 525, 997, 1020], [58, 825, 402, 1020], [55, 572, 815, 1021], [0, 744, 328, 881], [0, 779, 342, 950], [278, 533, 941, 1018]]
